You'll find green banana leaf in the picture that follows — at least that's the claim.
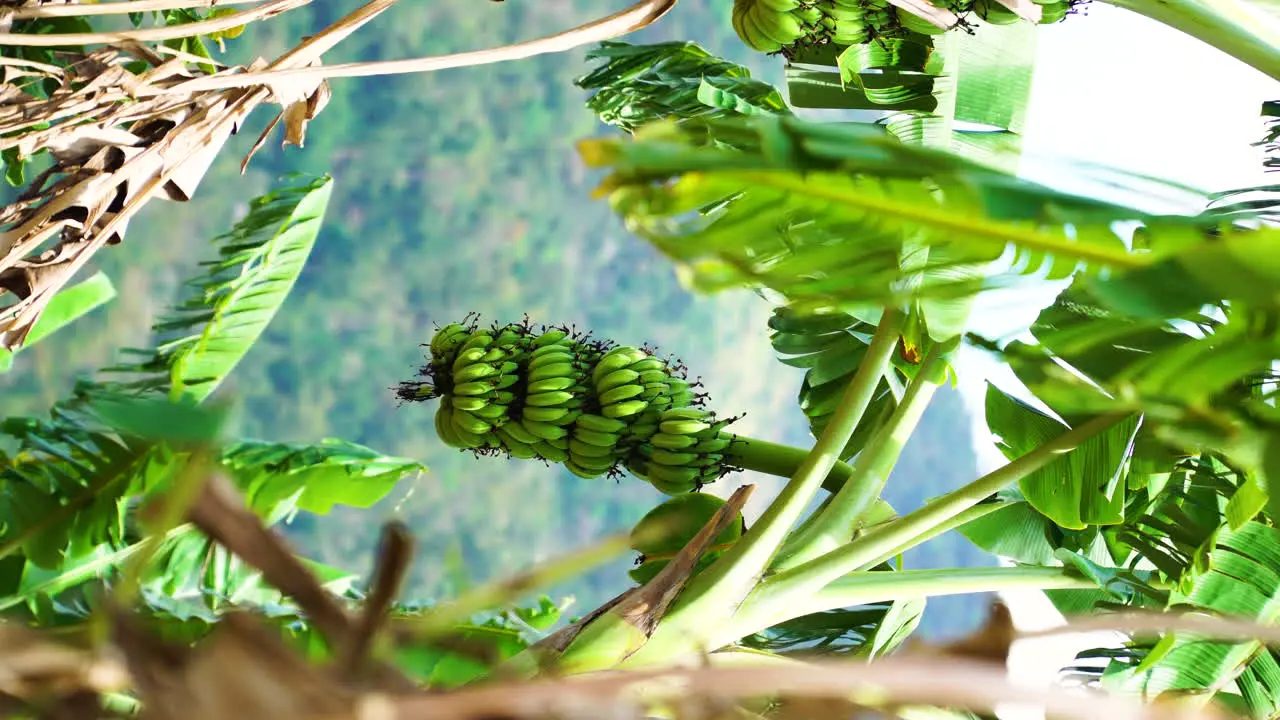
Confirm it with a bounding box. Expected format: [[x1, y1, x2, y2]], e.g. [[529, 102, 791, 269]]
[[99, 173, 333, 402], [1106, 522, 1280, 711], [984, 383, 1140, 530], [219, 438, 425, 519], [0, 271, 116, 374]]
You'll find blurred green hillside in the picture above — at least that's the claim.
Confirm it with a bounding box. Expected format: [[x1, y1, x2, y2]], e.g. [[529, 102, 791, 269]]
[[1, 0, 991, 635]]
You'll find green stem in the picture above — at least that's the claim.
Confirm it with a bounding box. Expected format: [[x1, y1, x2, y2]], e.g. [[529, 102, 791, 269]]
[[737, 413, 1129, 633], [1102, 0, 1280, 82], [857, 501, 1004, 570], [617, 308, 908, 666], [771, 337, 958, 571], [725, 437, 856, 495], [720, 566, 1095, 645]]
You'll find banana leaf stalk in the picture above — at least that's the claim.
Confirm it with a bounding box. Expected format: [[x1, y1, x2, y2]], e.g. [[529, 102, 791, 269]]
[[1102, 0, 1280, 82]]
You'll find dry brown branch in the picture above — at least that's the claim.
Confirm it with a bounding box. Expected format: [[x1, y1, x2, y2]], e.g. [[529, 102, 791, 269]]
[[8, 0, 265, 20], [110, 608, 361, 720], [184, 474, 420, 693], [1020, 610, 1280, 647], [614, 484, 754, 639], [187, 475, 358, 644], [0, 624, 129, 702], [883, 0, 957, 30], [0, 0, 310, 46], [371, 657, 1226, 720], [337, 522, 414, 681], [0, 0, 678, 349], [146, 0, 681, 93], [0, 0, 395, 349]]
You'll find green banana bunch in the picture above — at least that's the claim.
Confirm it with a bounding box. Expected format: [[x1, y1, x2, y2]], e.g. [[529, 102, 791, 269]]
[[629, 408, 739, 495], [731, 0, 817, 53], [732, 0, 1080, 56], [399, 318, 742, 495], [425, 322, 528, 449]]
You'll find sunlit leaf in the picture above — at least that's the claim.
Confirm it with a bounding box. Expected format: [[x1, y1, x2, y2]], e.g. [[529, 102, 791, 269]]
[[984, 384, 1140, 530], [0, 272, 116, 373], [219, 438, 425, 519], [99, 174, 334, 402]]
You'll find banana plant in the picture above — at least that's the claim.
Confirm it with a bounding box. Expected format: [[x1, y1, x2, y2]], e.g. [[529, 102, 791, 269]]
[[0, 174, 426, 630], [381, 29, 1280, 715]]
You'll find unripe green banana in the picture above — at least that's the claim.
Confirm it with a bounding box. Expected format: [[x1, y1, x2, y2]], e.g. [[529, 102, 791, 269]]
[[532, 329, 569, 347], [646, 464, 701, 486], [592, 348, 639, 383], [453, 381, 495, 397], [569, 438, 616, 459], [435, 405, 463, 448], [458, 333, 493, 355], [599, 384, 645, 406], [598, 369, 642, 392], [454, 363, 499, 383], [660, 419, 711, 436], [503, 440, 539, 460], [896, 8, 947, 34], [526, 391, 575, 407], [529, 350, 575, 368], [450, 395, 488, 412], [452, 348, 486, 371], [604, 400, 649, 419], [1037, 1, 1069, 22], [531, 344, 573, 359], [572, 453, 618, 472], [629, 358, 666, 373], [452, 409, 493, 435], [650, 449, 698, 466], [521, 418, 568, 441], [564, 460, 605, 479], [574, 427, 620, 448], [523, 406, 569, 423], [650, 433, 697, 450], [529, 363, 575, 382], [501, 420, 540, 445], [535, 442, 568, 463], [576, 414, 629, 434], [693, 436, 733, 454], [527, 377, 575, 393], [974, 0, 1020, 24]]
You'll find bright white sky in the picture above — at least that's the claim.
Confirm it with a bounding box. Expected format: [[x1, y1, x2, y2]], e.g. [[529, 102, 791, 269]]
[[952, 5, 1278, 717]]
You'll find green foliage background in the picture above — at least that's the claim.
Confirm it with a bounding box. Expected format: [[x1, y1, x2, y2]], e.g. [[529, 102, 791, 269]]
[[0, 0, 986, 634]]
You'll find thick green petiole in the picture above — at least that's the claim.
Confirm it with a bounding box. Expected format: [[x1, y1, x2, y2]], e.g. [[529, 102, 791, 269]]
[[1102, 0, 1280, 82], [613, 309, 909, 666], [734, 413, 1129, 637], [856, 501, 1004, 571], [724, 437, 857, 495], [718, 566, 1096, 646], [771, 337, 959, 571]]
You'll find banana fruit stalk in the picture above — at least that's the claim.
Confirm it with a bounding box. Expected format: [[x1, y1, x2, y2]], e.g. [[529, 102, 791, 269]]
[[730, 0, 1080, 55], [399, 318, 743, 496]]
